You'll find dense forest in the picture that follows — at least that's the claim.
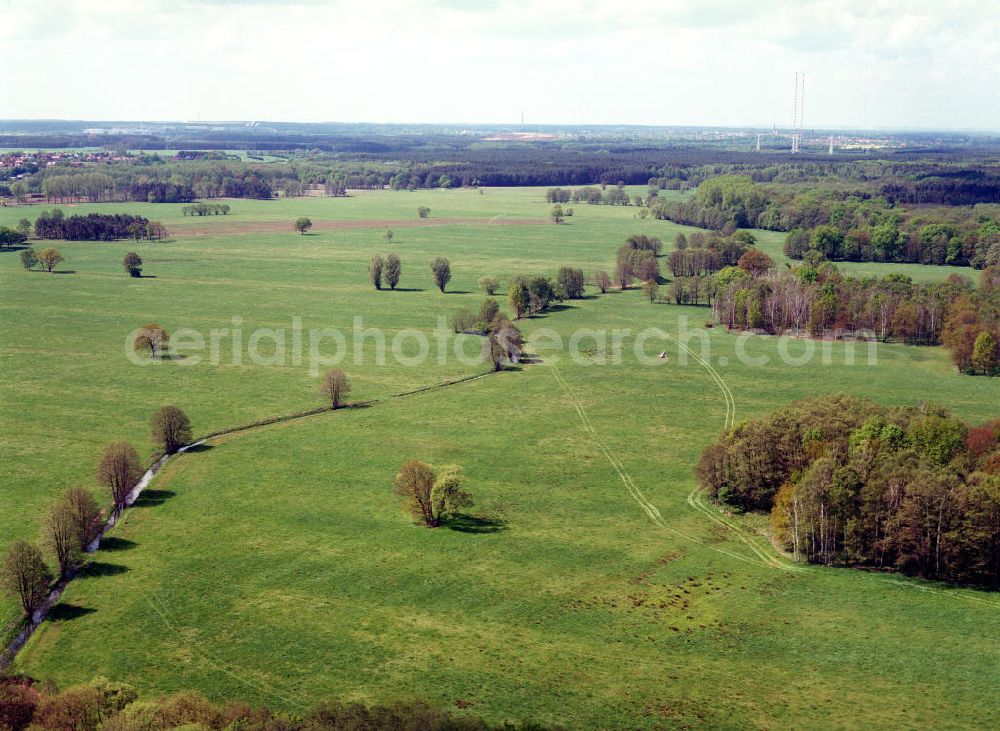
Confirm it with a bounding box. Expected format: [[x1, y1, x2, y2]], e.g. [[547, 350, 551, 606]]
[[650, 175, 1000, 269], [696, 395, 1000, 587]]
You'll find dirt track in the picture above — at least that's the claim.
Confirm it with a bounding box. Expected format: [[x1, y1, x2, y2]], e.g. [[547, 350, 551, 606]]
[[172, 217, 546, 236]]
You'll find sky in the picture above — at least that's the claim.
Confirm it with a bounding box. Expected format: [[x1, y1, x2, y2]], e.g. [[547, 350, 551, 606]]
[[2, 0, 998, 130]]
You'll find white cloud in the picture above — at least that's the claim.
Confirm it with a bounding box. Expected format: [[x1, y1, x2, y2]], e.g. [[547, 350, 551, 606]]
[[1, 0, 997, 128]]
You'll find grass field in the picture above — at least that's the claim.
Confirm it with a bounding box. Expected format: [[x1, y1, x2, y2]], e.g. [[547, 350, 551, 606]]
[[2, 188, 998, 729]]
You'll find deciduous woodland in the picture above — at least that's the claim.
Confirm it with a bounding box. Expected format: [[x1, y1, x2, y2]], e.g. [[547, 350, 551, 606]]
[[697, 395, 1000, 586]]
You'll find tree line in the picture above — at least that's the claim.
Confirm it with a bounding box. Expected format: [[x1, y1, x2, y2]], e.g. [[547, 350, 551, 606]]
[[649, 175, 1000, 269], [0, 675, 551, 731], [696, 394, 1000, 587]]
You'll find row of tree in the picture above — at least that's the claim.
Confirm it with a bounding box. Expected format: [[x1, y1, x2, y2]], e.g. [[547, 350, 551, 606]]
[[696, 394, 1000, 587], [0, 674, 549, 731], [1, 407, 191, 618], [708, 258, 1000, 373]]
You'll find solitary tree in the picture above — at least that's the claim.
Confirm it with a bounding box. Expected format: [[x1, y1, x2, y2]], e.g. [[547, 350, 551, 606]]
[[369, 255, 384, 290], [594, 270, 611, 294], [42, 499, 82, 578], [319, 368, 350, 409], [557, 267, 585, 299], [152, 406, 192, 454], [385, 253, 402, 290], [430, 257, 451, 293], [394, 460, 472, 528], [20, 248, 38, 271], [63, 486, 102, 551], [294, 217, 313, 235], [134, 323, 169, 358], [417, 206, 431, 219], [551, 205, 565, 224], [16, 218, 31, 238], [478, 276, 499, 295], [643, 280, 660, 303], [383, 228, 395, 243], [123, 252, 143, 277], [0, 541, 52, 617], [38, 248, 63, 273], [97, 442, 143, 514]]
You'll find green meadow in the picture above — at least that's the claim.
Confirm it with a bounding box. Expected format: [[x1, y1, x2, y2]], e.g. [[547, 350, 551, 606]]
[[2, 188, 998, 729]]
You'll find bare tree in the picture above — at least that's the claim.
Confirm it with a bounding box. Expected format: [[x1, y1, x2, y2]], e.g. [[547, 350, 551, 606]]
[[42, 499, 81, 578], [0, 541, 52, 617], [134, 323, 169, 358], [319, 369, 350, 409], [97, 442, 143, 514], [151, 406, 193, 454], [63, 486, 103, 551], [595, 271, 611, 294]]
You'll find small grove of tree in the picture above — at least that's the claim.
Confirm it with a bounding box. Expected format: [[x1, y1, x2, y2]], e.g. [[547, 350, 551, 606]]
[[152, 406, 193, 454], [20, 248, 38, 271], [294, 217, 313, 235], [38, 248, 63, 273], [123, 252, 142, 277], [134, 323, 169, 359], [319, 368, 350, 409], [97, 441, 143, 515], [181, 203, 230, 216], [594, 270, 611, 294], [551, 205, 565, 224], [369, 255, 384, 290], [479, 276, 500, 295], [430, 257, 451, 293], [385, 253, 401, 290], [0, 540, 53, 617], [0, 225, 27, 247], [393, 460, 472, 528], [417, 206, 431, 218]]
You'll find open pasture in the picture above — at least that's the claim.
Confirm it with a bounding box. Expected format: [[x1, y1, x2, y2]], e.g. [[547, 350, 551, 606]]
[[2, 188, 998, 729]]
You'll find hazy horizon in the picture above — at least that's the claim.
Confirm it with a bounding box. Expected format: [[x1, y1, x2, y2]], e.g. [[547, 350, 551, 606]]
[[2, 0, 999, 131]]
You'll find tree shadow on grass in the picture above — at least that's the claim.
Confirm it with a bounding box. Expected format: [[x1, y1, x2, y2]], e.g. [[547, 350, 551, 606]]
[[50, 270, 77, 275], [133, 489, 175, 508], [182, 443, 213, 453], [47, 604, 96, 622], [80, 562, 129, 579], [390, 287, 425, 292], [443, 514, 507, 534], [99, 536, 136, 552], [445, 290, 473, 295]]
